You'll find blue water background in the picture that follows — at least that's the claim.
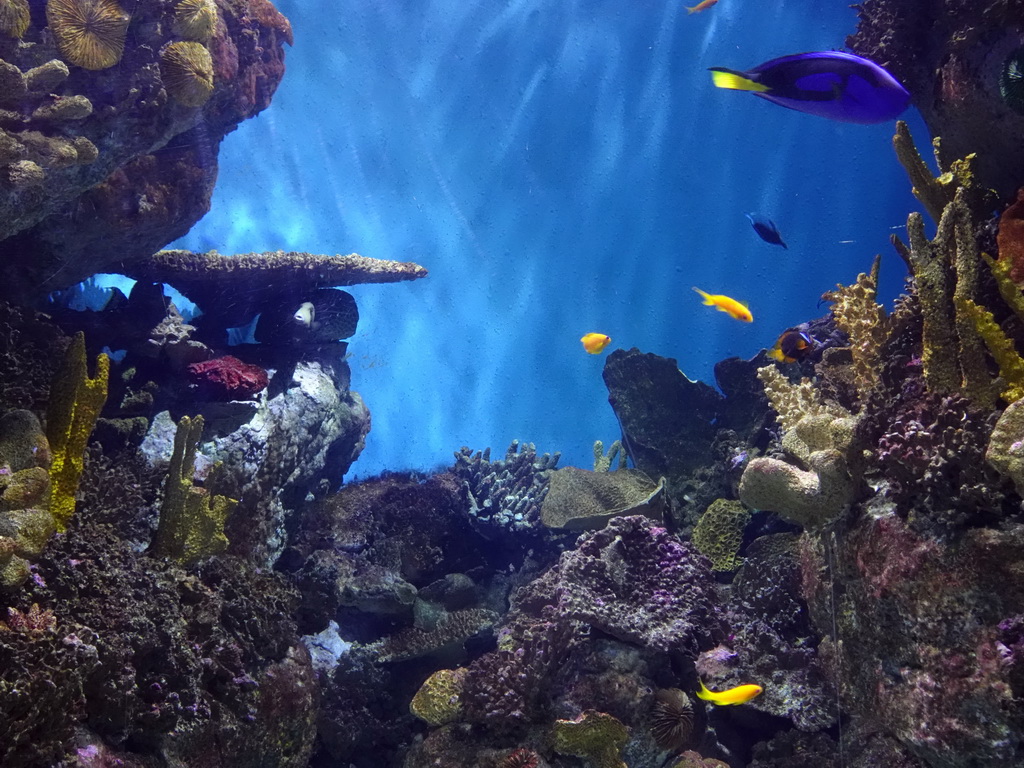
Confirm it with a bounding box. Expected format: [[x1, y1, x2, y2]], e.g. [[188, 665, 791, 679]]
[[175, 0, 930, 477]]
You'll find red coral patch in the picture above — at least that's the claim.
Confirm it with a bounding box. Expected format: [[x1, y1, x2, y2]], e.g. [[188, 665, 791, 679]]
[[187, 355, 268, 399]]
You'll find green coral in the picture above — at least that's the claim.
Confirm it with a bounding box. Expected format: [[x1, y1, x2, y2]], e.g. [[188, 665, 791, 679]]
[[152, 414, 235, 565], [409, 667, 467, 726], [45, 332, 109, 533], [892, 120, 993, 224], [593, 439, 626, 472], [551, 710, 629, 768], [692, 499, 751, 572], [987, 398, 1024, 495]]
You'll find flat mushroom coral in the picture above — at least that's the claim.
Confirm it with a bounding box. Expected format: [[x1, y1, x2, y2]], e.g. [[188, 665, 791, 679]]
[[46, 0, 130, 71]]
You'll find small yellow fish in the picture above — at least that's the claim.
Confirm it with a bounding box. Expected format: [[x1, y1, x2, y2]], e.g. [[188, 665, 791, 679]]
[[580, 332, 612, 355], [692, 287, 753, 323], [696, 679, 763, 706], [686, 0, 719, 13]]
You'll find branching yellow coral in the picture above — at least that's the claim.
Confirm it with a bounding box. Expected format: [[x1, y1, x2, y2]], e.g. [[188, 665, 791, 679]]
[[46, 332, 109, 533], [824, 255, 887, 398], [152, 415, 235, 565], [955, 298, 1024, 404], [756, 366, 848, 434]]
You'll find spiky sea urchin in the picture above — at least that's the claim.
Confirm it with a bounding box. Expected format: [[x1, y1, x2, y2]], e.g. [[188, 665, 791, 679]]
[[160, 41, 214, 107], [45, 0, 130, 70], [0, 0, 31, 38], [173, 0, 217, 43], [650, 688, 695, 752]]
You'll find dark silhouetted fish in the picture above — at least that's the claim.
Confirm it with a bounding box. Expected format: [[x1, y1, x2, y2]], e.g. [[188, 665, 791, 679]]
[[709, 51, 910, 124], [745, 213, 787, 249]]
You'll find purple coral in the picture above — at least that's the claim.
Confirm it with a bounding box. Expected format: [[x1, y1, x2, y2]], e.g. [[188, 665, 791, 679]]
[[515, 515, 721, 654]]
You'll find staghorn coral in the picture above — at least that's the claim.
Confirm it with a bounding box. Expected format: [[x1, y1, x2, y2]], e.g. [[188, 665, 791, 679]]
[[901, 185, 999, 405], [649, 688, 695, 752], [160, 41, 215, 107], [593, 439, 626, 471], [454, 440, 559, 534], [174, 0, 218, 42], [756, 365, 849, 435], [46, 331, 109, 533], [956, 297, 1024, 403], [551, 710, 629, 768], [891, 119, 985, 224], [540, 466, 665, 530], [151, 414, 236, 565], [691, 498, 750, 572], [410, 667, 467, 726], [0, 0, 29, 37], [45, 0, 130, 71]]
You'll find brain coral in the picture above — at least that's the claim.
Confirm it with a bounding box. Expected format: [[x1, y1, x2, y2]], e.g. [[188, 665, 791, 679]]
[[46, 0, 130, 71], [160, 41, 215, 107], [692, 498, 751, 572]]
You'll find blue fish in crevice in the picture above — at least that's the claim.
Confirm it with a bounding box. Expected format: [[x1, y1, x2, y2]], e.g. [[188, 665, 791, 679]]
[[745, 213, 787, 249], [709, 51, 911, 124]]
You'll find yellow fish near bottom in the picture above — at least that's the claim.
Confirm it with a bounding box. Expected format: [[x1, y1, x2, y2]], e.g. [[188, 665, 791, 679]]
[[696, 679, 763, 706]]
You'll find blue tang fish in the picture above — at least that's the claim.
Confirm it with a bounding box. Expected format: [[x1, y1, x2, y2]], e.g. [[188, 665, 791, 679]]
[[745, 213, 787, 249], [709, 51, 911, 124]]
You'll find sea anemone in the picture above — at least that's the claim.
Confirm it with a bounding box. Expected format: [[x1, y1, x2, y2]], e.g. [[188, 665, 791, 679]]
[[160, 41, 214, 107], [45, 0, 130, 70], [0, 0, 31, 38], [650, 688, 695, 752], [173, 0, 217, 43], [1000, 45, 1024, 115]]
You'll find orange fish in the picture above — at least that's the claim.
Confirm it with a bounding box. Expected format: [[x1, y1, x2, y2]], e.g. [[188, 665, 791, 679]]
[[696, 679, 763, 706], [686, 0, 719, 13], [580, 333, 612, 354], [692, 287, 753, 323]]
